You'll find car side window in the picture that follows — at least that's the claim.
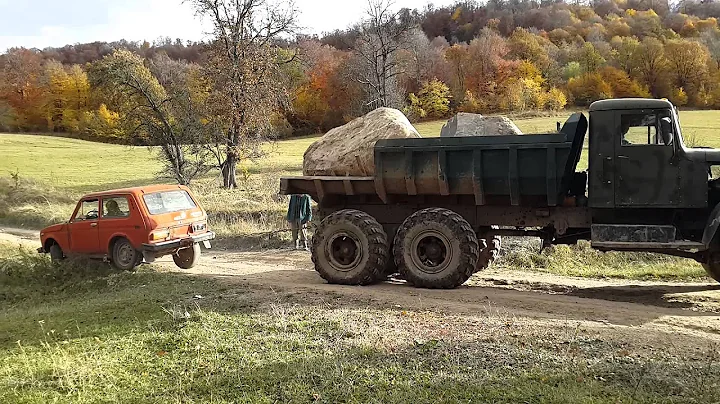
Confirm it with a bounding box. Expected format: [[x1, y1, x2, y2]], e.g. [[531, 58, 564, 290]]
[[73, 199, 100, 221], [102, 196, 131, 219], [620, 112, 673, 146]]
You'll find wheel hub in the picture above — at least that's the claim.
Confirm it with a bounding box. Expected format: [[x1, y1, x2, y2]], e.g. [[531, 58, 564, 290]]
[[118, 244, 134, 265], [327, 232, 362, 271], [411, 231, 452, 274]]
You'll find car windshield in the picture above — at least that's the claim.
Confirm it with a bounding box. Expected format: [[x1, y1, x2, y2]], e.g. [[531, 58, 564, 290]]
[[143, 190, 197, 215]]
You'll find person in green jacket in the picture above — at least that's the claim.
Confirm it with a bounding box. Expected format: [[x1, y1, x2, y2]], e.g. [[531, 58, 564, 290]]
[[287, 194, 312, 250]]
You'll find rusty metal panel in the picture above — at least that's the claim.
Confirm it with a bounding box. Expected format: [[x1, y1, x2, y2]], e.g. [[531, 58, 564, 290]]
[[588, 110, 615, 208], [373, 113, 587, 207], [613, 110, 679, 207], [591, 224, 676, 243]]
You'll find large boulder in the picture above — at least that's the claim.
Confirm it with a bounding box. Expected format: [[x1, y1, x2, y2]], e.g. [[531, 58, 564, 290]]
[[303, 107, 421, 176], [440, 113, 522, 137]]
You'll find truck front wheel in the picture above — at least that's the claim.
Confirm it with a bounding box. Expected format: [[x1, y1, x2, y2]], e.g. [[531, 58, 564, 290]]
[[394, 208, 479, 289], [312, 209, 389, 285]]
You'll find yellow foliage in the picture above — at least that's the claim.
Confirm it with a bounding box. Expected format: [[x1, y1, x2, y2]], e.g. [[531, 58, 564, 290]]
[[451, 7, 462, 21], [669, 87, 689, 107], [545, 88, 567, 111]]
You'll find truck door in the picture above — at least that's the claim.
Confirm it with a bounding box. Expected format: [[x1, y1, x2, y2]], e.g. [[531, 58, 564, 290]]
[[613, 110, 679, 206]]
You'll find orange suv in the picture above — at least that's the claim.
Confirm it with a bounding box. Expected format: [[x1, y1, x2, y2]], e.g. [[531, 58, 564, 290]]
[[38, 184, 215, 270]]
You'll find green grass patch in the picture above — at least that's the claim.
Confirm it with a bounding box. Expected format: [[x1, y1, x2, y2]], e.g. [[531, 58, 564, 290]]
[[499, 239, 708, 281], [1, 243, 720, 403]]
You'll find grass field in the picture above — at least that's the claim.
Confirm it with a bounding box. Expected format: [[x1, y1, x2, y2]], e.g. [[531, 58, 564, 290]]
[[1, 109, 718, 279], [2, 243, 720, 403]]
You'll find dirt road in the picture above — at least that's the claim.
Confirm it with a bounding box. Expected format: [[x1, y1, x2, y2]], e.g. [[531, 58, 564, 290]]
[[5, 227, 720, 346]]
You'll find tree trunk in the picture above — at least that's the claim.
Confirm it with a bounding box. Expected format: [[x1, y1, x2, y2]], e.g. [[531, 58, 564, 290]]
[[222, 154, 238, 189]]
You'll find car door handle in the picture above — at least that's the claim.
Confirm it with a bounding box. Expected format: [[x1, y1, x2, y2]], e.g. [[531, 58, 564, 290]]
[[617, 155, 629, 159], [90, 222, 98, 227]]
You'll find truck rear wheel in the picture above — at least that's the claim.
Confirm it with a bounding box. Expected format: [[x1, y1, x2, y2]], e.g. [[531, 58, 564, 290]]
[[312, 209, 389, 285], [476, 231, 501, 273], [703, 252, 720, 282], [393, 208, 479, 289]]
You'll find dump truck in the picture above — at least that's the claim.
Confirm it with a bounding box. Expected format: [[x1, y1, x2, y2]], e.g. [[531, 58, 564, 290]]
[[280, 98, 720, 288]]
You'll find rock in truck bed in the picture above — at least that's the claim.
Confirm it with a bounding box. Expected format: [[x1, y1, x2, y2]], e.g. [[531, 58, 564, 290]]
[[303, 107, 421, 177]]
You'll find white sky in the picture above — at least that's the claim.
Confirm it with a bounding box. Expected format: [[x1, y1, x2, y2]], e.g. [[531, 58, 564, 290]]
[[0, 0, 456, 52]]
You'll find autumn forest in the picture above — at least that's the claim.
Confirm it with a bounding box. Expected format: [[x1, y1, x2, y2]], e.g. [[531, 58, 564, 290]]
[[2, 0, 720, 145]]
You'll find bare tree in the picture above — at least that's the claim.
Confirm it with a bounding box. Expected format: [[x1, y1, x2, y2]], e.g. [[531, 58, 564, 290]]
[[188, 0, 298, 189], [89, 50, 211, 184], [352, 0, 414, 111]]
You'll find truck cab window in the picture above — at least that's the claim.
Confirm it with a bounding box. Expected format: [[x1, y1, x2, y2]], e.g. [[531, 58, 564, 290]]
[[620, 113, 673, 146]]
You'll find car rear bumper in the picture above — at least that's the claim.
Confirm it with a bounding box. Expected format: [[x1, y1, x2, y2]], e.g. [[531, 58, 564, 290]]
[[142, 231, 216, 252]]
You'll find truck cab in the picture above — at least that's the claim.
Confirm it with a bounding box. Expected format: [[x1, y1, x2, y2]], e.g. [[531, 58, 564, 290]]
[[586, 99, 720, 265]]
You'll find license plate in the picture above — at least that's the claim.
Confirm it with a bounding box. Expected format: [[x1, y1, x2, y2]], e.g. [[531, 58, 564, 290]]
[[202, 240, 211, 249]]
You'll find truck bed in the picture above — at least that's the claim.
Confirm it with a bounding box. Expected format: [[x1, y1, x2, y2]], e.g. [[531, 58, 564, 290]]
[[281, 113, 588, 208]]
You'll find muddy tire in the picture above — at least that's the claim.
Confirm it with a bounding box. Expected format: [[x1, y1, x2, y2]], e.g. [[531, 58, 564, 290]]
[[173, 243, 201, 269], [393, 208, 479, 289], [476, 231, 501, 273], [312, 209, 389, 285], [111, 238, 140, 271], [49, 244, 64, 263], [703, 251, 720, 282]]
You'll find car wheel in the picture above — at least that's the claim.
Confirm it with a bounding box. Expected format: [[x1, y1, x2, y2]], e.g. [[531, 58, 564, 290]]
[[111, 238, 140, 271], [173, 243, 201, 269], [49, 244, 64, 263]]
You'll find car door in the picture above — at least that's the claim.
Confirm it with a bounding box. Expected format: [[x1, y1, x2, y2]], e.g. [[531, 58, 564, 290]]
[[613, 110, 679, 207], [99, 194, 146, 252], [68, 198, 101, 254]]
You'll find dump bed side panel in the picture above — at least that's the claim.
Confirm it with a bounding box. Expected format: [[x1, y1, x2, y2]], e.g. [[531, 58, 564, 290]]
[[374, 113, 587, 207], [280, 113, 588, 209]]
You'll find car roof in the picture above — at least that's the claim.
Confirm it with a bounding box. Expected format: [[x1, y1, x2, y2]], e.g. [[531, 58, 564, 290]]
[[81, 184, 187, 199], [589, 98, 673, 112]]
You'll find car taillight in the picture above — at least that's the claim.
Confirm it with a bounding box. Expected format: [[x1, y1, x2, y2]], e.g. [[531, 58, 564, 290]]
[[191, 222, 206, 232], [150, 229, 170, 241]]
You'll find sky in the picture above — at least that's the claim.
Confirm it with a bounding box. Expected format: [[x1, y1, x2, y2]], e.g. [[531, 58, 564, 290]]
[[0, 0, 456, 52]]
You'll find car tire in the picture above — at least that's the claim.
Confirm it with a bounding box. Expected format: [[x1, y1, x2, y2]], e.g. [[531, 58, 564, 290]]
[[312, 209, 389, 285], [394, 208, 479, 289], [111, 238, 140, 271], [173, 243, 201, 269], [49, 244, 64, 263]]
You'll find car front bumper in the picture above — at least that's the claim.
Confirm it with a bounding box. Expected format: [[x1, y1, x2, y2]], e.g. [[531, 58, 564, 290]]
[[142, 231, 216, 253]]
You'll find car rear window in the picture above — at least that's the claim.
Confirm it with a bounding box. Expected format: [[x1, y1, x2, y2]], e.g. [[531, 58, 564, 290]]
[[143, 190, 197, 215]]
